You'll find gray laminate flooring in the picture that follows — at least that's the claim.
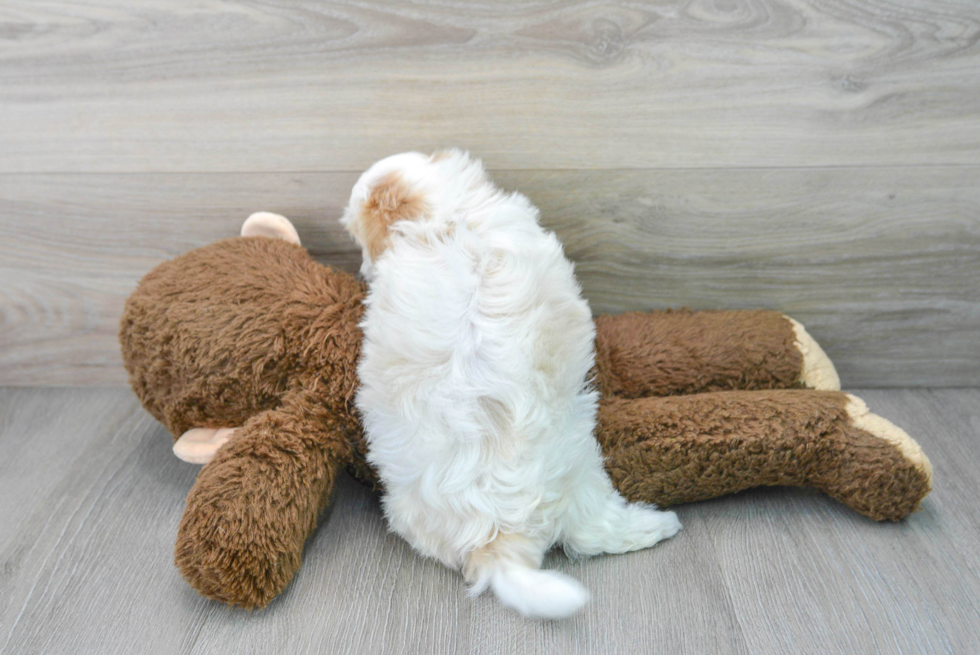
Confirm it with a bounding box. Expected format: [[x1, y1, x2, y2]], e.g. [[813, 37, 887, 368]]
[[1, 387, 978, 655]]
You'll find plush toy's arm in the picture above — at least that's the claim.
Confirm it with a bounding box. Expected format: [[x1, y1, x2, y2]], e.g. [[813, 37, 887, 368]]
[[593, 309, 840, 399], [597, 390, 932, 521], [174, 389, 352, 609]]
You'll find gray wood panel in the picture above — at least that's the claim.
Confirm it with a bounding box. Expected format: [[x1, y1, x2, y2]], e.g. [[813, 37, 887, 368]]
[[701, 388, 980, 655], [1, 1, 979, 173], [1, 387, 978, 654], [0, 388, 209, 654], [2, 168, 978, 387]]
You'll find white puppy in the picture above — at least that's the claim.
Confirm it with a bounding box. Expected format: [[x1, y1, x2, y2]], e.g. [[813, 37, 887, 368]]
[[342, 151, 681, 619]]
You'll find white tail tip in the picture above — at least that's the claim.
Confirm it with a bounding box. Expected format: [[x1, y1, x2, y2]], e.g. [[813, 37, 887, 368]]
[[488, 567, 589, 620], [241, 212, 301, 246]]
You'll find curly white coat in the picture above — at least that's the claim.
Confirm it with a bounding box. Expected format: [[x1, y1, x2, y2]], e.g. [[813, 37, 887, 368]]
[[343, 151, 681, 619]]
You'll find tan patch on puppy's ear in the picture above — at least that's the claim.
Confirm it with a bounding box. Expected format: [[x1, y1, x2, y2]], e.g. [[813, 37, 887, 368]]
[[360, 171, 427, 259], [430, 150, 452, 162]]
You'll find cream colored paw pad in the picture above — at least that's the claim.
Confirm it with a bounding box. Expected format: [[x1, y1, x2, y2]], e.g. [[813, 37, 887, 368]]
[[845, 394, 933, 485], [787, 317, 841, 391]]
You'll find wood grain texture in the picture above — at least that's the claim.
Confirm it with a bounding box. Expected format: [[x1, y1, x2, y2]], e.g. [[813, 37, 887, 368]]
[[2, 168, 977, 386], [0, 0, 979, 172], [696, 388, 980, 655], [1, 387, 978, 654], [0, 388, 210, 654]]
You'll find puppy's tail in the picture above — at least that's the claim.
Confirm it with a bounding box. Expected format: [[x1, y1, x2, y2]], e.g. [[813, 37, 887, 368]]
[[465, 534, 589, 619]]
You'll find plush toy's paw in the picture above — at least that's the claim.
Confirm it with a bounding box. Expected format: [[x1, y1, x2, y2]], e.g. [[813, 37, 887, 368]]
[[241, 212, 301, 246], [845, 394, 933, 488], [175, 399, 347, 610], [816, 393, 933, 521], [786, 317, 841, 390], [173, 427, 238, 464]]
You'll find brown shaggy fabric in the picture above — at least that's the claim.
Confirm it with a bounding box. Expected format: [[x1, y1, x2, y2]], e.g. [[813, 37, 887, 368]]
[[175, 389, 351, 608], [120, 237, 366, 438], [593, 309, 803, 398], [118, 236, 932, 609], [598, 390, 931, 522], [121, 238, 370, 608]]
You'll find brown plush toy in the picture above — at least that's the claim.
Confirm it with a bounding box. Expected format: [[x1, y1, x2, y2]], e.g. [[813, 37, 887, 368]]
[[119, 212, 932, 610]]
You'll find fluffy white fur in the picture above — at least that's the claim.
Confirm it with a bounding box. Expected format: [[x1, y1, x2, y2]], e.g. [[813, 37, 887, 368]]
[[342, 151, 681, 619]]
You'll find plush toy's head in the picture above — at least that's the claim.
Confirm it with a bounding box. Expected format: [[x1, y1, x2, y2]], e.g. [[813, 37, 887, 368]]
[[119, 234, 367, 441]]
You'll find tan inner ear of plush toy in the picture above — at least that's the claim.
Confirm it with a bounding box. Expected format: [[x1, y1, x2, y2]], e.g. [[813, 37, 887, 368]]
[[241, 212, 302, 246], [173, 427, 238, 465]]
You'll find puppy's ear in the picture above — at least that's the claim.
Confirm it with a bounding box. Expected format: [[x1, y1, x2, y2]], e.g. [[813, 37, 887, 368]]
[[357, 171, 428, 260]]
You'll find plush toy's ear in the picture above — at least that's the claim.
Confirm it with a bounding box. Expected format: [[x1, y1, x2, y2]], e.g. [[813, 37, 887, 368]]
[[241, 211, 302, 246], [174, 390, 351, 609], [173, 427, 237, 464]]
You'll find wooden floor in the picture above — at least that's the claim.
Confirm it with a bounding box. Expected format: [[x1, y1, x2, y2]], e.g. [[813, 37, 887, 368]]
[[2, 1, 979, 653], [0, 386, 977, 655]]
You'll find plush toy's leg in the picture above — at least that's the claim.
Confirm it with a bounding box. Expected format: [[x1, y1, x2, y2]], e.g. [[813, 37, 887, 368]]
[[173, 427, 238, 464], [597, 390, 931, 521], [593, 309, 839, 398], [174, 391, 350, 609]]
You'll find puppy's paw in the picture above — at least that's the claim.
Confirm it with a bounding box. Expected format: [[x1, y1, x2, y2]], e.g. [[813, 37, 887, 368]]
[[599, 505, 682, 553], [633, 507, 682, 547]]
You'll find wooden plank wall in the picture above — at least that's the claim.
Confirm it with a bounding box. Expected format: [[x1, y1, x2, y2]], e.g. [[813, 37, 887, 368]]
[[1, 0, 978, 386]]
